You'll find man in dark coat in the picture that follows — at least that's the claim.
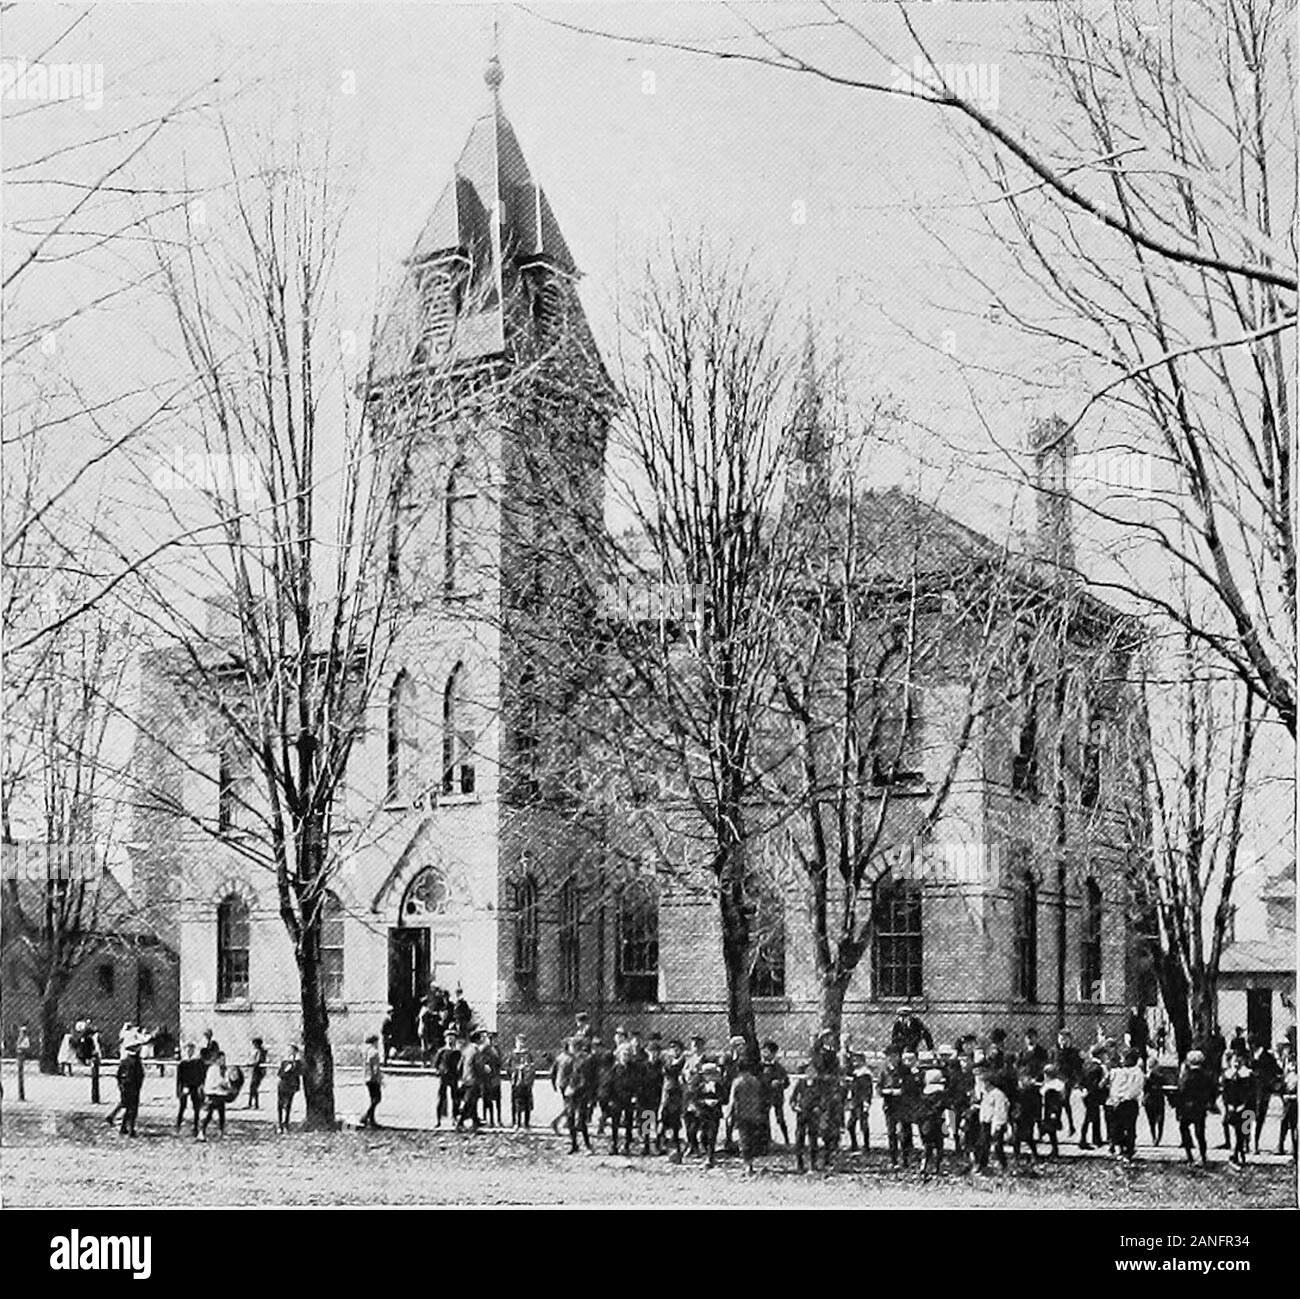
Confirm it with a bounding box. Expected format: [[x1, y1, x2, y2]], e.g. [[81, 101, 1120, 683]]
[[891, 1005, 934, 1055], [116, 1043, 145, 1137]]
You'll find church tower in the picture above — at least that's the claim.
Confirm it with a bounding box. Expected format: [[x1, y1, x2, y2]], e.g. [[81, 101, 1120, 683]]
[[363, 54, 609, 1047]]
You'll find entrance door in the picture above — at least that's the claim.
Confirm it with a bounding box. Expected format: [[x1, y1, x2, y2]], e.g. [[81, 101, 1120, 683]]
[[387, 927, 430, 1049], [1246, 987, 1273, 1049]]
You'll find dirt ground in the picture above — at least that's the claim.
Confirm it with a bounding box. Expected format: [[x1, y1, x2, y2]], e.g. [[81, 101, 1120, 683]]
[[3, 1086, 1294, 1208]]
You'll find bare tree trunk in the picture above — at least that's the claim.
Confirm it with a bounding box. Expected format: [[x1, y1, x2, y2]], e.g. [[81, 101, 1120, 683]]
[[297, 916, 336, 1130], [38, 981, 65, 1074], [818, 970, 851, 1040], [719, 869, 757, 1047]]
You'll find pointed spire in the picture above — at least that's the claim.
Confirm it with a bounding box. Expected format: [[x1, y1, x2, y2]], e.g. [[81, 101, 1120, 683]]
[[484, 15, 504, 98]]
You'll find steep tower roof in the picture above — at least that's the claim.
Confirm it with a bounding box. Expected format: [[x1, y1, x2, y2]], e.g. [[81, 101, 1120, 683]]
[[372, 55, 578, 380]]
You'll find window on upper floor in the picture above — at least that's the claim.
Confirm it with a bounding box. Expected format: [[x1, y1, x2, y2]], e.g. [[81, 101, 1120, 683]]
[[443, 462, 476, 599], [870, 645, 924, 787], [441, 663, 476, 796], [386, 670, 414, 802], [1011, 666, 1041, 797]]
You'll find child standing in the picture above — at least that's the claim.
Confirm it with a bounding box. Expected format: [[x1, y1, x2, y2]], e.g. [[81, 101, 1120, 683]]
[[509, 1035, 535, 1129], [361, 1033, 383, 1128], [276, 1043, 302, 1132], [977, 1067, 1010, 1173], [1040, 1064, 1066, 1159], [845, 1055, 874, 1152], [1107, 1049, 1145, 1161], [433, 1029, 461, 1128], [759, 1040, 790, 1149], [1079, 1047, 1108, 1150], [688, 1060, 725, 1168], [1142, 1061, 1168, 1145], [919, 1069, 947, 1176], [659, 1039, 686, 1161], [1012, 1069, 1042, 1163], [246, 1037, 267, 1109], [727, 1065, 766, 1174], [1220, 1052, 1254, 1167]]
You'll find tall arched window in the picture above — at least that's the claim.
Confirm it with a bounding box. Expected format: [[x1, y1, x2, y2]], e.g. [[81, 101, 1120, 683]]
[[443, 462, 475, 597], [513, 874, 540, 995], [1081, 877, 1103, 1001], [1012, 868, 1038, 1002], [871, 647, 923, 786], [441, 663, 475, 795], [216, 894, 250, 1002], [559, 876, 581, 1002], [751, 883, 786, 998], [872, 876, 922, 999], [322, 892, 345, 1002], [386, 670, 410, 801], [1012, 663, 1040, 796], [615, 879, 659, 1003]]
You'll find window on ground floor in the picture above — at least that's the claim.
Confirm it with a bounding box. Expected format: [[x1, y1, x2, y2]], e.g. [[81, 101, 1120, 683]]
[[216, 894, 250, 1002], [615, 879, 658, 1003], [872, 878, 922, 999], [322, 891, 345, 1002], [559, 876, 581, 1002]]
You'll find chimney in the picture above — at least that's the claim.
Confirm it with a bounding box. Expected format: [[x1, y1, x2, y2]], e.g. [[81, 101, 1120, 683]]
[[1031, 415, 1074, 574]]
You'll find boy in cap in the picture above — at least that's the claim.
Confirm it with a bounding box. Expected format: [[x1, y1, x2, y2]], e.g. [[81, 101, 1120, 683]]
[[659, 1039, 686, 1160], [1220, 1051, 1255, 1167], [115, 1037, 145, 1137], [682, 1034, 707, 1155], [726, 1062, 766, 1174], [760, 1039, 790, 1149], [361, 1033, 383, 1128], [1012, 1066, 1042, 1163], [562, 1037, 594, 1153], [1174, 1049, 1216, 1165], [176, 1041, 207, 1136], [878, 1044, 909, 1168], [276, 1043, 302, 1132], [844, 1053, 874, 1152], [509, 1034, 535, 1129], [919, 1067, 947, 1175], [246, 1036, 267, 1109], [433, 1029, 461, 1128], [480, 1030, 504, 1127], [687, 1059, 725, 1168], [976, 1065, 1010, 1172], [1078, 1045, 1108, 1149], [1040, 1064, 1066, 1159]]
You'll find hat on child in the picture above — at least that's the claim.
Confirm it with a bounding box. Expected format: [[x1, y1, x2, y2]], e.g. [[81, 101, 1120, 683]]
[[923, 1069, 945, 1092]]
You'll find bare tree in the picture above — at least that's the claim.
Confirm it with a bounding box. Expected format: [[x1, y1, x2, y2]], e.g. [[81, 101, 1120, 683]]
[[124, 131, 524, 1127], [528, 0, 1297, 736], [572, 246, 812, 1047], [1122, 629, 1261, 1058], [1, 594, 137, 1072]]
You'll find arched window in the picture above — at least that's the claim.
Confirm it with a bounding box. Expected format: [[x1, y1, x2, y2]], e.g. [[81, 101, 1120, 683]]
[[513, 874, 540, 994], [386, 670, 410, 801], [401, 865, 451, 920], [216, 894, 250, 1002], [872, 876, 922, 999], [559, 876, 581, 1002], [615, 880, 659, 1003], [441, 662, 475, 795], [1081, 877, 1103, 1001], [1012, 867, 1038, 1002], [1012, 663, 1040, 796], [751, 883, 786, 998], [871, 647, 923, 786], [322, 892, 345, 1002], [443, 462, 475, 597]]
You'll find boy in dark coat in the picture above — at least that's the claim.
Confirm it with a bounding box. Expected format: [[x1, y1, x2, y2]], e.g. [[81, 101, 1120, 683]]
[[433, 1029, 461, 1127], [116, 1044, 145, 1137], [1175, 1049, 1216, 1166]]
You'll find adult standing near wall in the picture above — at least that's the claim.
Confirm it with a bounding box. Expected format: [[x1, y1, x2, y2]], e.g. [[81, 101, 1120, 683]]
[[891, 1005, 934, 1055]]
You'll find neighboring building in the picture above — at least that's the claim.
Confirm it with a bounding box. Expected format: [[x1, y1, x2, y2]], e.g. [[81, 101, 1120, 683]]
[[1218, 863, 1297, 1048], [133, 57, 1141, 1065], [1, 867, 179, 1059]]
